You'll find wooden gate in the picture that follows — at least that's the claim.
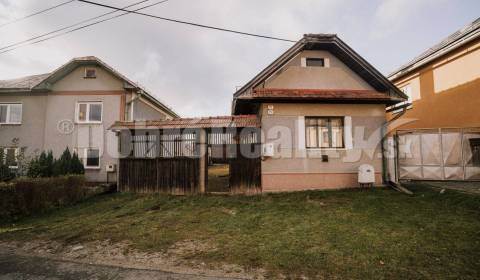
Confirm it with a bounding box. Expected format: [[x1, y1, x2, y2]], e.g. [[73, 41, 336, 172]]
[[207, 128, 261, 194], [229, 148, 261, 194]]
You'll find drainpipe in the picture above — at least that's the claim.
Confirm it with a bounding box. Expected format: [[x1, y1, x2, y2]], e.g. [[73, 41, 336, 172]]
[[381, 104, 408, 184]]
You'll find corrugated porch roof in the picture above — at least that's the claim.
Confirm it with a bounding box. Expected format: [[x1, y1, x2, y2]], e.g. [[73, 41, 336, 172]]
[[110, 115, 260, 130]]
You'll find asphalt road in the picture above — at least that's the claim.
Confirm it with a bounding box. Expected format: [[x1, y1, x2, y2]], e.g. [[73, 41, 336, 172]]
[[0, 246, 241, 280]]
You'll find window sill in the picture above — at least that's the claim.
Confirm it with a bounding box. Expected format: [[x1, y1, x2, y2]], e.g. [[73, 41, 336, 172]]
[[76, 121, 103, 125], [84, 166, 101, 170], [0, 123, 22, 125], [306, 148, 347, 151]]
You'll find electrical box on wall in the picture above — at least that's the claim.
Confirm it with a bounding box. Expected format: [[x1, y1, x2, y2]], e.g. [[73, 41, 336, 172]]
[[262, 143, 275, 157], [267, 104, 274, 115], [106, 164, 116, 172]]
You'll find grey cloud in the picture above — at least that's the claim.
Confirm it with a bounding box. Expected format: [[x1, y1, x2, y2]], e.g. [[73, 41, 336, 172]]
[[0, 0, 478, 117]]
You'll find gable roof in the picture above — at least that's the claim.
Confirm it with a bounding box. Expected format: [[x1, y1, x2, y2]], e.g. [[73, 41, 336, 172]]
[[233, 34, 406, 98], [389, 17, 480, 81], [0, 73, 50, 91], [232, 34, 406, 114], [0, 56, 179, 118]]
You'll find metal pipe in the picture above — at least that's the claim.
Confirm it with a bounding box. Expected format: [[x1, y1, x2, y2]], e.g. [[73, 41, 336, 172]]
[[381, 106, 408, 184]]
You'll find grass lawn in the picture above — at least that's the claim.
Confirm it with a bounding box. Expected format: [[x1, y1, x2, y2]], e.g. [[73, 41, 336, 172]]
[[1, 184, 479, 279]]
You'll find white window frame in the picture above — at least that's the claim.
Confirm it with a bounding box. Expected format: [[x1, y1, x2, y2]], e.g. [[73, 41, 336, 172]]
[[75, 147, 101, 169], [305, 116, 345, 149], [301, 57, 330, 68], [300, 116, 353, 151], [0, 103, 22, 125], [75, 102, 103, 124], [1, 147, 19, 169]]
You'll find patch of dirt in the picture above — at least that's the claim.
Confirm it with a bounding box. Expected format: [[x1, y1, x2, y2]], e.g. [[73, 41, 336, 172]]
[[1, 239, 266, 279], [219, 208, 237, 216]]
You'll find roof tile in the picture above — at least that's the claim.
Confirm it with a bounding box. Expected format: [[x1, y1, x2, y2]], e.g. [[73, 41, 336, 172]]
[[240, 88, 402, 102]]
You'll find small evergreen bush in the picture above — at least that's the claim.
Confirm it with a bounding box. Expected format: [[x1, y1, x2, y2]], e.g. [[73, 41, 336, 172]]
[[28, 148, 84, 178]]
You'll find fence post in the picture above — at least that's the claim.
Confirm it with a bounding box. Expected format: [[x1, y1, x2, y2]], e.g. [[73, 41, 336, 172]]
[[198, 128, 207, 193]]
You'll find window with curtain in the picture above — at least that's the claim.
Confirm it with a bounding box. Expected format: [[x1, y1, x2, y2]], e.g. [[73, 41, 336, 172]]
[[0, 104, 22, 124], [305, 117, 344, 148], [76, 102, 103, 123]]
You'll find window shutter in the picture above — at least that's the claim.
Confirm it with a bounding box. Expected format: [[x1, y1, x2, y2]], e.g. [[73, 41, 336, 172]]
[[344, 116, 353, 149], [300, 57, 307, 67], [298, 116, 306, 150], [324, 58, 330, 68]]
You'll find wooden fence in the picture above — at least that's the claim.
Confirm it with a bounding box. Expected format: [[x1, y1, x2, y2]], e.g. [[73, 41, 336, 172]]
[[118, 157, 200, 194], [117, 128, 261, 194]]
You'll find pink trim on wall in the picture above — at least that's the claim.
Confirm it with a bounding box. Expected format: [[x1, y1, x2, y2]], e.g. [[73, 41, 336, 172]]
[[50, 91, 125, 96], [262, 172, 382, 192]]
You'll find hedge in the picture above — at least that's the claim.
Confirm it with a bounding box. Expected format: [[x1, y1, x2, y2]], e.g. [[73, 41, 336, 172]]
[[0, 175, 91, 222]]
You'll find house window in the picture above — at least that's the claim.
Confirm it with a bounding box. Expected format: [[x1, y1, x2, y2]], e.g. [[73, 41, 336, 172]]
[[1, 147, 19, 168], [84, 68, 96, 78], [0, 103, 22, 124], [305, 117, 344, 149], [306, 58, 325, 67], [76, 148, 100, 169], [402, 85, 412, 103], [76, 102, 103, 123]]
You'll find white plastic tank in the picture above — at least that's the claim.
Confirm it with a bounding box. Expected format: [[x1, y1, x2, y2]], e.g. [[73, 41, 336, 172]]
[[358, 164, 375, 186]]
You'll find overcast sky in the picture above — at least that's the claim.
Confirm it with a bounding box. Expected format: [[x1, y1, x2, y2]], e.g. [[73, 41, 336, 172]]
[[0, 0, 478, 117]]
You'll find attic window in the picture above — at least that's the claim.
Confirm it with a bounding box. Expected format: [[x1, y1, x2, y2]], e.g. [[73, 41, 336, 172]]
[[306, 58, 325, 67], [84, 68, 96, 79]]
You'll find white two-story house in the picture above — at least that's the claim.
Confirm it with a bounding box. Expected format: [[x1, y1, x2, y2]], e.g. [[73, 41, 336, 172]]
[[0, 56, 178, 182]]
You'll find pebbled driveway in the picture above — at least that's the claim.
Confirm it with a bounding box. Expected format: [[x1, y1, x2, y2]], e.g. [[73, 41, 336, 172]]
[[0, 246, 242, 280]]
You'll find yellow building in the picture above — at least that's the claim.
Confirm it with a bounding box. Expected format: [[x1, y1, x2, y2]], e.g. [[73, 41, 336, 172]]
[[388, 18, 480, 130], [386, 18, 480, 181]]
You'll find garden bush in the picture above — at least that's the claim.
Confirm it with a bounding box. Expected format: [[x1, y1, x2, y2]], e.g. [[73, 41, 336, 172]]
[[28, 148, 84, 178], [0, 175, 89, 222]]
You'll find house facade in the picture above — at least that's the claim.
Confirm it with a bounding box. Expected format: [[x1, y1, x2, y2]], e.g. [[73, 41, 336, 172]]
[[387, 18, 480, 129], [233, 34, 406, 191], [385, 18, 480, 181], [0, 56, 178, 182]]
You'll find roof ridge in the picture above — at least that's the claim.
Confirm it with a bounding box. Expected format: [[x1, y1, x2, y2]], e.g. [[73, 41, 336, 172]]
[[389, 16, 480, 79]]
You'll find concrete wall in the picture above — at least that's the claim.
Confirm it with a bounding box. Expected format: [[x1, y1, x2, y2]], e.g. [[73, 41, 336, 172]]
[[388, 38, 480, 130], [261, 50, 374, 90], [52, 66, 124, 91], [0, 93, 47, 156], [42, 93, 122, 182], [133, 98, 167, 121], [261, 103, 385, 191]]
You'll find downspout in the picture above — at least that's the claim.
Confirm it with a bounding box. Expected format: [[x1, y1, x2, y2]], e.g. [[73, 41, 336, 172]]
[[380, 106, 407, 184]]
